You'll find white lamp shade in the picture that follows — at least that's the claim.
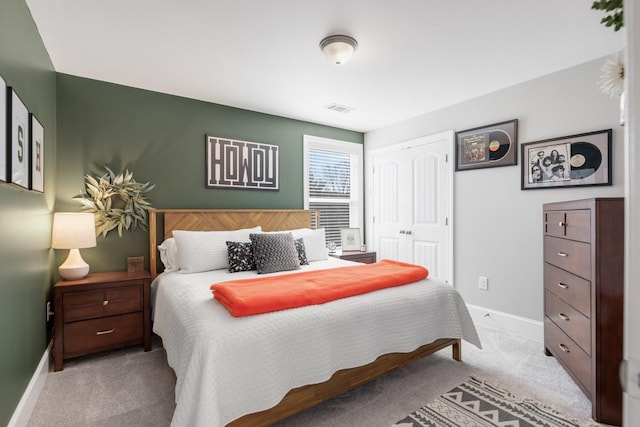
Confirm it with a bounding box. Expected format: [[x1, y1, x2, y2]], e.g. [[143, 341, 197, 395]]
[[51, 213, 97, 249], [320, 35, 358, 65]]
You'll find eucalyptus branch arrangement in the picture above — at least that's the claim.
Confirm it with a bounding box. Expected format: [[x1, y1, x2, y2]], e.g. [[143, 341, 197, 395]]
[[591, 0, 623, 32], [76, 167, 155, 237]]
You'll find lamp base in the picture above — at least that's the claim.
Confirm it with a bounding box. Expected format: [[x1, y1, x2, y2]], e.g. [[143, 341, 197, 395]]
[[58, 248, 90, 280]]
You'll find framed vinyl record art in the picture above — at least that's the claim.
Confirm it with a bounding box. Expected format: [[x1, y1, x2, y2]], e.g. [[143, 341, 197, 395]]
[[455, 119, 518, 171], [520, 129, 612, 190]]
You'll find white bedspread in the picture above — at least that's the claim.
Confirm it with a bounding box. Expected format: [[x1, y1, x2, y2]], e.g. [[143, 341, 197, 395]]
[[152, 258, 481, 427]]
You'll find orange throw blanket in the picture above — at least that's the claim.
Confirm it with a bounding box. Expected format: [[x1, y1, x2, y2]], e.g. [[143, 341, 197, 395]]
[[210, 259, 429, 317]]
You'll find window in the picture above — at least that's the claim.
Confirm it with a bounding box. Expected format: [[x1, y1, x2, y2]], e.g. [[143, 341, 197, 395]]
[[303, 135, 363, 245]]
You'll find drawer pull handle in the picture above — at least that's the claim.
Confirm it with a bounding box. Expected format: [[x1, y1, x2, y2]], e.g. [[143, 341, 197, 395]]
[[96, 328, 115, 335], [559, 313, 570, 321], [558, 221, 566, 227], [406, 230, 412, 235], [558, 343, 570, 353], [103, 300, 109, 306], [557, 282, 569, 289], [399, 230, 406, 234], [557, 252, 568, 257]]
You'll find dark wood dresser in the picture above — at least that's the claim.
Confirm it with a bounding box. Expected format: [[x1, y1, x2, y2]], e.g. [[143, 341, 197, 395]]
[[543, 198, 623, 425], [53, 271, 151, 371]]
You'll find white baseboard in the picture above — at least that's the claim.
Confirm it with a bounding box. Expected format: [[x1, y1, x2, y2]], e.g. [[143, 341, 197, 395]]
[[8, 340, 52, 427], [466, 304, 543, 343]]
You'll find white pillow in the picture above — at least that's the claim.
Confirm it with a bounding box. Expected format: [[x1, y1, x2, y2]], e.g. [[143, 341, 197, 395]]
[[292, 228, 328, 261], [173, 227, 262, 273], [158, 238, 179, 272]]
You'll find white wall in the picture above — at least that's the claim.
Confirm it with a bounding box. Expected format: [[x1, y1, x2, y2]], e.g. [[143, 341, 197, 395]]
[[365, 57, 624, 321]]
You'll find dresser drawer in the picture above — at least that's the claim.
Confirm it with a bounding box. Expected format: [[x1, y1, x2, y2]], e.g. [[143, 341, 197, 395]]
[[63, 285, 142, 321], [545, 290, 591, 354], [544, 263, 591, 317], [545, 318, 591, 395], [63, 312, 143, 358], [544, 236, 591, 280], [544, 210, 591, 243]]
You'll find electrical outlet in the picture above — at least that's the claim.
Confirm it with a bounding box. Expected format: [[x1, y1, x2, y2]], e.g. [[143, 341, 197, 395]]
[[479, 276, 488, 290]]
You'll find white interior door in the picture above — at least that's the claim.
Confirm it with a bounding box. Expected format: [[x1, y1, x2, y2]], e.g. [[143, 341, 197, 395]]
[[370, 131, 453, 282], [409, 141, 450, 279]]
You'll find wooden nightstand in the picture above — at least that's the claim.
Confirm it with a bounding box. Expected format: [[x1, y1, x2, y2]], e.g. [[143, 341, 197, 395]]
[[329, 250, 377, 264], [53, 271, 151, 371]]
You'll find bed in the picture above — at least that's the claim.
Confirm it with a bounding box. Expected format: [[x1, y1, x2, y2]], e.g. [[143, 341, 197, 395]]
[[148, 209, 481, 427]]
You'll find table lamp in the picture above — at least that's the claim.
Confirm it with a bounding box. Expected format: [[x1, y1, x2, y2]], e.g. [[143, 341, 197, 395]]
[[52, 212, 97, 280]]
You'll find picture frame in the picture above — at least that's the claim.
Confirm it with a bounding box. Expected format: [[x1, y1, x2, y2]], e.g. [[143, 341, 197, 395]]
[[521, 129, 612, 190], [455, 119, 518, 171], [9, 88, 29, 189], [29, 113, 44, 192], [340, 228, 361, 251], [205, 135, 279, 190], [0, 75, 7, 182]]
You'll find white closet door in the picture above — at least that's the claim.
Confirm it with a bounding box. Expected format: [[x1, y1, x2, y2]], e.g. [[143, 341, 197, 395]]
[[371, 133, 452, 282], [372, 152, 407, 262], [408, 141, 450, 280]]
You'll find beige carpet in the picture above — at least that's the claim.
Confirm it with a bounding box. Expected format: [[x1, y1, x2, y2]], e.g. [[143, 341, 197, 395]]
[[27, 325, 598, 426]]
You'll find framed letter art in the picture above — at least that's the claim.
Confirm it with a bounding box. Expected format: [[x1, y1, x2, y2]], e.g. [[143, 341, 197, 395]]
[[521, 129, 612, 190], [455, 119, 518, 171], [30, 114, 44, 192], [205, 135, 279, 190], [10, 89, 29, 189]]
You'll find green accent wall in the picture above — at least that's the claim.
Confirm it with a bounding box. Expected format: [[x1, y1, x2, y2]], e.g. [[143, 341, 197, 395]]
[[1, 1, 361, 422], [0, 0, 57, 424], [56, 74, 363, 273]]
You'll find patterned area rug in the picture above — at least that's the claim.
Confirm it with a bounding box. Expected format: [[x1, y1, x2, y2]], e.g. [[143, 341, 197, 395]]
[[392, 376, 581, 427]]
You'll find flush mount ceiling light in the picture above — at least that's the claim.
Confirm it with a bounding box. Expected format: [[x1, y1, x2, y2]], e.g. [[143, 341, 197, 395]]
[[319, 35, 358, 65]]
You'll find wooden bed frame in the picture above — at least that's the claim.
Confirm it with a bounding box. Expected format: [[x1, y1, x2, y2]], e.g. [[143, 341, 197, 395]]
[[148, 208, 462, 427]]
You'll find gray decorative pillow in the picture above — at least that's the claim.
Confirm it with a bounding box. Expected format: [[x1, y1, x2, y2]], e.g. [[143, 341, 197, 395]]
[[250, 233, 301, 274]]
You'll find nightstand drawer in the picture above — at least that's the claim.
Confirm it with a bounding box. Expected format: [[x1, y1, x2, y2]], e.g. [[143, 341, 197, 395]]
[[63, 312, 143, 357], [545, 290, 591, 354], [330, 251, 377, 264], [544, 263, 591, 317], [544, 236, 591, 279], [63, 286, 142, 321]]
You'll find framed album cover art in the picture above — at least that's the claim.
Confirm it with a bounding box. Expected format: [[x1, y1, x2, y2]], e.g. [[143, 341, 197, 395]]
[[9, 88, 29, 189], [521, 129, 612, 190], [30, 113, 44, 192], [455, 119, 518, 171]]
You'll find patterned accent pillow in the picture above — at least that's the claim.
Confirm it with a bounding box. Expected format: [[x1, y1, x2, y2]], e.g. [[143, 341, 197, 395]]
[[226, 241, 256, 273], [250, 233, 301, 274], [295, 238, 309, 266]]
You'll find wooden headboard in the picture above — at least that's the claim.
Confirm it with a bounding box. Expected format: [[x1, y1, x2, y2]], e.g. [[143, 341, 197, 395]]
[[149, 209, 319, 279]]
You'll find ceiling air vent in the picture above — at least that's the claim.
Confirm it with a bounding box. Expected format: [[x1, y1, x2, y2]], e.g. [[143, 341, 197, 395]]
[[325, 103, 355, 114]]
